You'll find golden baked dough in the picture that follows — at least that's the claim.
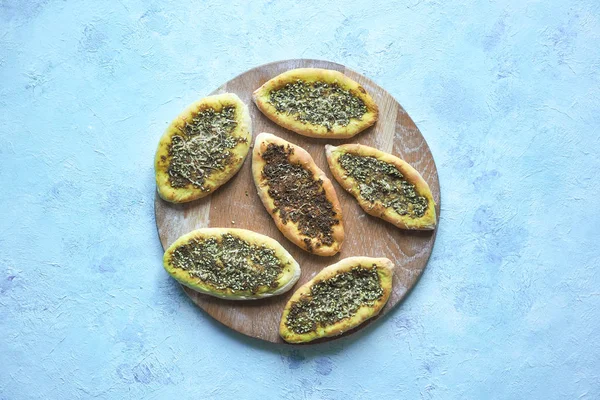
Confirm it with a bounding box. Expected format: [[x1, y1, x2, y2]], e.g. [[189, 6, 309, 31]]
[[279, 256, 394, 343], [163, 228, 300, 300], [252, 133, 344, 256], [253, 68, 378, 139], [155, 93, 251, 203], [326, 144, 437, 230]]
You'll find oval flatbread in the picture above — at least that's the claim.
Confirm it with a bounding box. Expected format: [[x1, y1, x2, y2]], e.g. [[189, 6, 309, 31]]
[[155, 93, 251, 203], [279, 256, 394, 343], [163, 228, 300, 300], [252, 133, 344, 256], [326, 144, 437, 230], [253, 68, 378, 139]]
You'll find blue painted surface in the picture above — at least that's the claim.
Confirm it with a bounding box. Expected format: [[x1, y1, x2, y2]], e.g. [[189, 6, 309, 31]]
[[1, 0, 599, 398]]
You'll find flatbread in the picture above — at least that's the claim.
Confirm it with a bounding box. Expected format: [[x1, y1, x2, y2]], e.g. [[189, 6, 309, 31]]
[[253, 68, 378, 139], [155, 93, 251, 203], [279, 256, 394, 343], [326, 144, 437, 230], [163, 228, 300, 300], [252, 133, 344, 256]]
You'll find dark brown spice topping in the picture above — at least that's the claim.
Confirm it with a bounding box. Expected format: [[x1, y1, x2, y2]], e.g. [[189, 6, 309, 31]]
[[338, 153, 428, 218], [261, 143, 339, 249], [285, 266, 383, 334], [268, 80, 367, 130], [167, 106, 245, 189], [171, 234, 286, 293], [303, 238, 313, 253]]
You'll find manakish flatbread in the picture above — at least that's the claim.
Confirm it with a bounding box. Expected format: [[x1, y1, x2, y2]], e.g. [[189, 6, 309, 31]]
[[253, 68, 378, 139], [279, 257, 394, 343], [252, 132, 344, 256], [163, 228, 300, 300], [155, 93, 251, 203], [326, 144, 437, 230]]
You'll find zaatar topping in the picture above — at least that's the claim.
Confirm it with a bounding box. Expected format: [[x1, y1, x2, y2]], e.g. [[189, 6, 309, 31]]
[[261, 143, 338, 248], [171, 233, 285, 293], [268, 80, 368, 130], [285, 266, 383, 334], [168, 106, 245, 189], [338, 153, 428, 218]]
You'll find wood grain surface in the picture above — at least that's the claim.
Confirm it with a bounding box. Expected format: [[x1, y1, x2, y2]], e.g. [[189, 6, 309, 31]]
[[154, 59, 441, 344]]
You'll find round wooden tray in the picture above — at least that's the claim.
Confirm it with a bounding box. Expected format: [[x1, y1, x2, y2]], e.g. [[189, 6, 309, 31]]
[[155, 59, 441, 344]]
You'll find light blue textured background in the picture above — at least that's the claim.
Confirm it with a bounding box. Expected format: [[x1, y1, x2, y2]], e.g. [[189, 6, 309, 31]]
[[1, 0, 599, 399]]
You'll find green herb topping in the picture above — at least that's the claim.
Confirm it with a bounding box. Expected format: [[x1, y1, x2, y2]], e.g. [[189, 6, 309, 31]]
[[338, 153, 428, 218], [261, 143, 339, 249], [171, 234, 286, 293], [168, 106, 245, 189], [285, 266, 383, 334], [268, 80, 367, 130]]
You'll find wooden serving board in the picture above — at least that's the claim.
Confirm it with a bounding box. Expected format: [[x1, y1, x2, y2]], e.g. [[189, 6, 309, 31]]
[[154, 59, 441, 344]]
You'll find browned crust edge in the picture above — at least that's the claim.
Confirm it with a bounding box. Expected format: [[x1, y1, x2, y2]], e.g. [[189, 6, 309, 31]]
[[252, 132, 344, 256]]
